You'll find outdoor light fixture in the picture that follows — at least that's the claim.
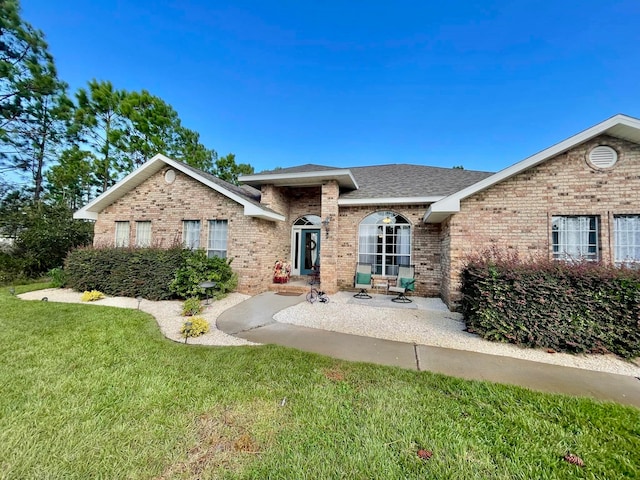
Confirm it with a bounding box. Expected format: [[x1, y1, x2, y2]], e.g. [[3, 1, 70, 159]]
[[321, 216, 331, 237], [382, 216, 392, 224], [136, 296, 142, 310], [184, 321, 192, 344]]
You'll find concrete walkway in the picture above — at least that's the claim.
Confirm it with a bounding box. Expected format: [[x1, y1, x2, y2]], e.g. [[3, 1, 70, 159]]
[[217, 292, 640, 408]]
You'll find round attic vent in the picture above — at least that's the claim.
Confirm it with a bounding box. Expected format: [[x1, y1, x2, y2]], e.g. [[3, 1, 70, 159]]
[[164, 169, 176, 184], [588, 146, 618, 169]]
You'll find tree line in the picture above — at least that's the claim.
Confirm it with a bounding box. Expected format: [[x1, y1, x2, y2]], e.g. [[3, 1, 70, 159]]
[[0, 0, 253, 281]]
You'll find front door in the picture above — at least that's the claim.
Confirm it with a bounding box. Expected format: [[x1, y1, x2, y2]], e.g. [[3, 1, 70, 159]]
[[300, 229, 320, 275]]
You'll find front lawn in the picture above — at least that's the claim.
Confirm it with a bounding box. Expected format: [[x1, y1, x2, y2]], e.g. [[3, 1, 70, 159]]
[[1, 284, 638, 479]]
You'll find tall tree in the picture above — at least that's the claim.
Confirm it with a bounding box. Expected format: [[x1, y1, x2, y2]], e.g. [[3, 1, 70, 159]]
[[0, 0, 68, 201], [71, 79, 128, 193], [119, 90, 216, 172], [46, 146, 93, 209], [169, 126, 215, 172], [0, 0, 50, 138], [214, 153, 254, 185], [71, 82, 217, 195]]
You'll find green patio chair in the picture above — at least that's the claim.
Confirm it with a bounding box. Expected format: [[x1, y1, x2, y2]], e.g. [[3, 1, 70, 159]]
[[389, 265, 415, 303], [353, 263, 373, 299]]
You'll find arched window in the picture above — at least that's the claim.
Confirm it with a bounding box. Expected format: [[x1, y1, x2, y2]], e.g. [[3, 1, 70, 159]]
[[293, 215, 321, 226], [358, 211, 411, 275]]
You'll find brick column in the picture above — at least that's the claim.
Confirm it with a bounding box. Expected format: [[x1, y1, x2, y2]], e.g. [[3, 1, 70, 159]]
[[320, 180, 339, 293]]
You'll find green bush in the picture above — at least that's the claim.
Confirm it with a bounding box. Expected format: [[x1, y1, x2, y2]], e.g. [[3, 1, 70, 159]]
[[64, 247, 237, 301], [1, 200, 93, 278], [47, 267, 66, 288], [170, 250, 237, 300], [64, 247, 185, 300], [182, 297, 203, 316], [180, 316, 209, 338], [460, 251, 640, 358], [0, 251, 24, 285]]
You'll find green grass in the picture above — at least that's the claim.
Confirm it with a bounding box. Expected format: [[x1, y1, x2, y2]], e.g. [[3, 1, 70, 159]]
[[1, 284, 638, 479]]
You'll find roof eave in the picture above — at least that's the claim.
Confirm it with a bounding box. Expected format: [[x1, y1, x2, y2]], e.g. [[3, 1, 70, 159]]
[[243, 204, 285, 222], [339, 196, 444, 206], [240, 169, 359, 189]]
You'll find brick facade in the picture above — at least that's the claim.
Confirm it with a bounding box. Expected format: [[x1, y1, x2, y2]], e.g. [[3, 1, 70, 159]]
[[93, 168, 280, 295], [441, 134, 640, 307], [92, 168, 445, 298], [335, 205, 441, 296], [88, 129, 640, 309]]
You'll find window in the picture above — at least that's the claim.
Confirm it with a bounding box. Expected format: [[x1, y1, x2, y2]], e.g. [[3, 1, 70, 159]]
[[115, 221, 130, 247], [182, 220, 201, 249], [358, 211, 411, 275], [208, 220, 228, 258], [614, 215, 640, 265], [135, 221, 151, 247], [552, 216, 599, 261]]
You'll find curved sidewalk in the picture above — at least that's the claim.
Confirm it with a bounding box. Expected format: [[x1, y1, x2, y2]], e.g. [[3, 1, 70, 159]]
[[217, 292, 640, 408]]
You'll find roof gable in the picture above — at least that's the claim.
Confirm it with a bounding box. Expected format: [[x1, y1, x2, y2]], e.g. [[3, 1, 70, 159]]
[[74, 154, 285, 222], [424, 113, 640, 223]]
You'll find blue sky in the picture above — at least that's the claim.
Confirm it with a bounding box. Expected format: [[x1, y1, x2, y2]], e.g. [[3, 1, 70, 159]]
[[22, 0, 640, 174]]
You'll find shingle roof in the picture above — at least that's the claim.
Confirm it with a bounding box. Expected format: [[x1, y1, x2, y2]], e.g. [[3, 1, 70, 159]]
[[341, 164, 494, 199], [178, 162, 279, 214], [257, 164, 337, 175], [246, 163, 493, 199]]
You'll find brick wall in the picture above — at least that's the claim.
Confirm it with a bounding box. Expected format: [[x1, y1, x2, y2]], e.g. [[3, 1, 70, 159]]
[[320, 181, 339, 292], [442, 134, 640, 307], [336, 204, 441, 296], [93, 168, 279, 295]]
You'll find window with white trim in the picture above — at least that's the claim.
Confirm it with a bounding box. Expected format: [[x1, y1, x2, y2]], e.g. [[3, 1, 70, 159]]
[[115, 221, 130, 247], [358, 211, 411, 275], [182, 220, 201, 249], [135, 221, 151, 247], [207, 220, 228, 258], [614, 215, 640, 265], [551, 216, 599, 261]]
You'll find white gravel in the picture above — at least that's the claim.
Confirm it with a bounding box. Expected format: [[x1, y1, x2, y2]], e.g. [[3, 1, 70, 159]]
[[18, 289, 640, 377], [275, 292, 640, 377]]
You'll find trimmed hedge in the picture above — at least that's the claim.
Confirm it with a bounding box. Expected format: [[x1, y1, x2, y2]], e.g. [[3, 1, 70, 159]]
[[64, 247, 185, 300], [460, 252, 640, 359]]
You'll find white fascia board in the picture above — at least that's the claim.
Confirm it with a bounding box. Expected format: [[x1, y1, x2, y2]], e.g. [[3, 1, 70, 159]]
[[338, 196, 444, 206], [73, 209, 98, 220], [423, 114, 640, 224], [240, 169, 358, 189], [243, 203, 285, 221]]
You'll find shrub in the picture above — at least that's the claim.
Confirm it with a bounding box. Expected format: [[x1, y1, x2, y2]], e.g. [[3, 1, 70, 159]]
[[65, 246, 185, 300], [180, 316, 209, 338], [3, 200, 93, 278], [81, 290, 105, 302], [182, 297, 203, 316], [170, 250, 237, 300], [0, 251, 23, 285], [460, 250, 640, 358], [48, 267, 66, 288], [64, 247, 237, 301]]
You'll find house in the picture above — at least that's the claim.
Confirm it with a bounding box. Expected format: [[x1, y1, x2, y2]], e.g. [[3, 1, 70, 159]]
[[74, 114, 640, 309]]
